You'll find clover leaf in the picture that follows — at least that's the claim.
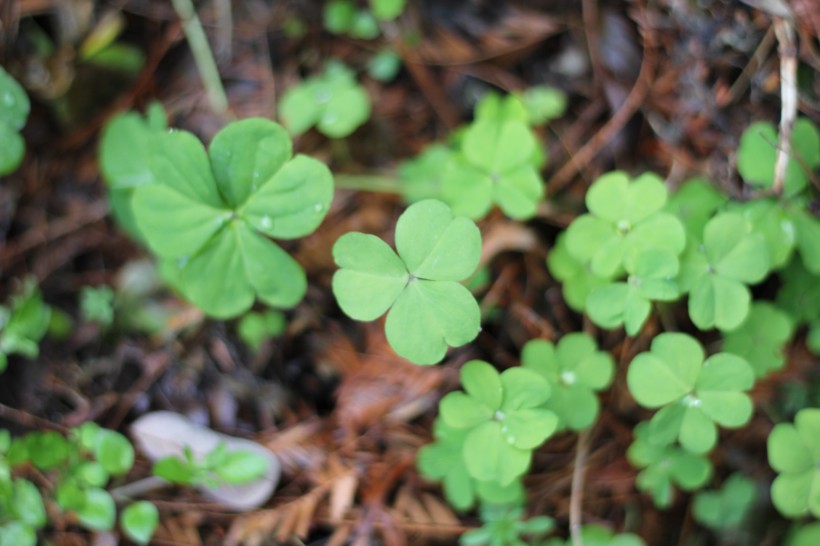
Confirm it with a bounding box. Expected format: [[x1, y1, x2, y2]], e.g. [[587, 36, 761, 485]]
[[788, 523, 820, 546], [738, 118, 820, 198], [722, 302, 794, 378], [279, 61, 371, 138], [543, 524, 647, 546], [333, 199, 481, 364], [131, 118, 333, 318], [120, 501, 159, 545], [441, 118, 544, 220], [627, 333, 755, 454], [399, 144, 453, 203], [692, 473, 756, 530], [546, 233, 608, 312], [520, 85, 567, 126], [417, 419, 525, 511], [768, 408, 820, 518], [461, 504, 554, 546], [587, 249, 681, 335], [521, 333, 614, 430], [565, 172, 686, 279], [677, 212, 771, 330], [0, 66, 30, 175], [665, 178, 727, 239], [439, 360, 558, 485], [627, 422, 713, 508], [789, 205, 820, 274]]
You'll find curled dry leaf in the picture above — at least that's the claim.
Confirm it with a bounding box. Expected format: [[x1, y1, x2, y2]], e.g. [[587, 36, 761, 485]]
[[130, 411, 280, 511]]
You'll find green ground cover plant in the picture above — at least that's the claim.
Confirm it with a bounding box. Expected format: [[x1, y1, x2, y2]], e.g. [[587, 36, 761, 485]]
[[0, 66, 30, 175], [543, 524, 647, 546], [0, 280, 52, 373], [692, 473, 756, 530], [768, 408, 820, 518], [332, 198, 482, 364]]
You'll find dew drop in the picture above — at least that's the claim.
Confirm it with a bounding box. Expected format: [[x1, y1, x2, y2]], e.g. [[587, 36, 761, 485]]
[[314, 203, 324, 212], [259, 215, 273, 229], [506, 436, 516, 445], [177, 256, 189, 267], [2, 93, 13, 106]]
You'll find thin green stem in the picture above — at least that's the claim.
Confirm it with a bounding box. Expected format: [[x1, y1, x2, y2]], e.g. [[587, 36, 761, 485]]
[[170, 0, 229, 115], [334, 173, 404, 194]]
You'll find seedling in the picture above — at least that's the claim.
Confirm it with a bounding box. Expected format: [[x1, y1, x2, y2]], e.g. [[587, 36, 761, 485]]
[[692, 473, 756, 530], [80, 285, 115, 327], [323, 0, 380, 39], [99, 102, 167, 242], [767, 408, 820, 518], [586, 249, 681, 335], [237, 310, 286, 352], [627, 333, 755, 454], [128, 117, 333, 318], [367, 49, 402, 82], [153, 442, 269, 488], [460, 504, 554, 546], [332, 199, 481, 364], [543, 524, 647, 546], [0, 66, 30, 175], [546, 232, 607, 313], [627, 422, 713, 508], [417, 419, 525, 511], [441, 114, 544, 220], [278, 61, 371, 138], [2, 422, 156, 543], [722, 302, 794, 377], [520, 333, 614, 431], [677, 212, 771, 330], [737, 118, 820, 197], [438, 360, 558, 485], [0, 280, 51, 373], [519, 85, 567, 126], [565, 171, 686, 279]]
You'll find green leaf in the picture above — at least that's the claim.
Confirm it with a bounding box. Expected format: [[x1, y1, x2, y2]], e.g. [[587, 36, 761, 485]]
[[440, 392, 494, 430], [332, 233, 408, 320], [722, 302, 794, 377], [94, 429, 135, 476], [153, 455, 198, 485], [121, 501, 159, 545], [11, 479, 46, 528], [790, 207, 820, 274], [395, 198, 481, 280], [692, 473, 756, 530], [768, 409, 820, 517], [209, 118, 292, 208], [519, 85, 566, 125], [0, 122, 26, 175], [399, 144, 453, 203], [27, 431, 70, 470], [499, 368, 551, 411], [0, 522, 37, 546], [463, 421, 530, 485], [730, 199, 796, 269], [80, 285, 115, 326], [417, 421, 475, 511], [370, 0, 405, 20], [323, 0, 357, 33], [627, 333, 702, 407], [74, 488, 116, 531], [100, 109, 164, 190], [788, 523, 820, 546], [460, 360, 503, 411], [214, 450, 270, 484], [237, 310, 286, 352], [665, 177, 727, 238], [587, 171, 667, 224], [0, 65, 30, 130], [547, 233, 608, 312]]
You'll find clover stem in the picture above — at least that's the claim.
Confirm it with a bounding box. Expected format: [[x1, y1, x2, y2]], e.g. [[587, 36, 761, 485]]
[[170, 0, 230, 115], [570, 427, 591, 546], [334, 173, 404, 194]]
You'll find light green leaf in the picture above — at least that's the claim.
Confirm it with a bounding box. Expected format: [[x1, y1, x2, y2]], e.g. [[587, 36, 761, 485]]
[[627, 333, 702, 407], [441, 160, 494, 220], [440, 392, 494, 429], [209, 118, 292, 208], [215, 450, 270, 483], [463, 421, 530, 485], [499, 368, 551, 410], [121, 501, 159, 545], [370, 0, 405, 20], [74, 488, 116, 531], [460, 360, 503, 411], [689, 274, 751, 331], [463, 120, 535, 175], [493, 164, 543, 220], [0, 66, 30, 130], [95, 429, 135, 476], [769, 423, 813, 473]]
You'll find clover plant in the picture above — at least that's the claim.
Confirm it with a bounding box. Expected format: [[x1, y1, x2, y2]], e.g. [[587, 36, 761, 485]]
[[80, 285, 115, 327], [692, 473, 756, 530], [278, 61, 371, 138], [460, 504, 554, 546], [417, 419, 525, 511], [99, 102, 167, 241], [722, 302, 794, 378], [677, 212, 770, 330], [153, 441, 269, 487], [127, 117, 333, 318], [565, 171, 686, 280], [0, 66, 30, 175], [737, 118, 820, 198], [441, 110, 545, 220], [438, 360, 558, 485], [546, 233, 607, 313], [0, 280, 51, 373], [2, 422, 157, 542], [768, 408, 820, 518], [520, 333, 614, 431], [237, 310, 286, 352], [627, 422, 712, 508], [627, 333, 755, 454], [543, 524, 647, 546], [323, 0, 380, 39], [0, 430, 45, 546], [332, 199, 481, 364], [664, 178, 727, 239]]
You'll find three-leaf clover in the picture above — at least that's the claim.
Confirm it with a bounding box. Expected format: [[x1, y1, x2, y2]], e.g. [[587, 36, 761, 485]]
[[586, 249, 681, 335], [627, 422, 713, 508], [722, 302, 794, 378], [0, 66, 30, 175], [439, 360, 558, 485], [441, 117, 544, 220], [768, 408, 820, 518], [521, 333, 614, 431], [627, 333, 755, 454], [279, 61, 371, 138], [565, 172, 686, 279], [131, 118, 334, 318], [677, 212, 771, 330], [738, 118, 820, 198], [332, 199, 482, 364], [692, 473, 756, 530]]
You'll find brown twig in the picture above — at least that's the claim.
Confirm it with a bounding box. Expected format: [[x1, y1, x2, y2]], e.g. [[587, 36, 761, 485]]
[[570, 427, 592, 546], [773, 17, 797, 196]]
